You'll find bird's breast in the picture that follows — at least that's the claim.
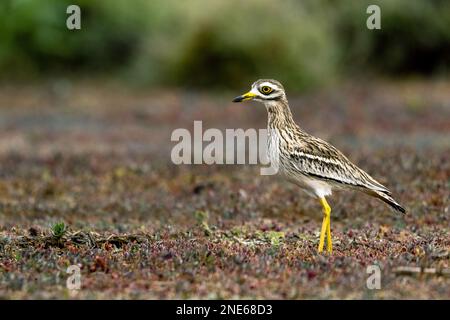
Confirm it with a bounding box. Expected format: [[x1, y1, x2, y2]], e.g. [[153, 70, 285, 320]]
[[267, 128, 281, 170]]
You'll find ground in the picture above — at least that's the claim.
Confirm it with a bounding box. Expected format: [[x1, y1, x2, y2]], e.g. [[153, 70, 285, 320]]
[[0, 80, 448, 299]]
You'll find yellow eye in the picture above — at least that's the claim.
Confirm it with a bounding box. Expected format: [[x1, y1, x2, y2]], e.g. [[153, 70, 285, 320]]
[[260, 86, 272, 94]]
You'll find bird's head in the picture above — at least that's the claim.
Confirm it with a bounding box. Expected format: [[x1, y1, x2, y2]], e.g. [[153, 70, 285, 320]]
[[232, 79, 286, 104]]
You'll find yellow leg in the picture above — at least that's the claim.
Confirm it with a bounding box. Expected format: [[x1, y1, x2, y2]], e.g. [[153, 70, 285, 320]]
[[326, 212, 332, 253], [318, 214, 328, 253], [317, 197, 332, 254]]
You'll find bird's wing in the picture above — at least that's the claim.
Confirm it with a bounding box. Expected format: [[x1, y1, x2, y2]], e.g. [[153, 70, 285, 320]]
[[286, 135, 390, 193]]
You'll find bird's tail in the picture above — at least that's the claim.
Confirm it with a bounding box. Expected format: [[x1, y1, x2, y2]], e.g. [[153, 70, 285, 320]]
[[364, 189, 406, 214]]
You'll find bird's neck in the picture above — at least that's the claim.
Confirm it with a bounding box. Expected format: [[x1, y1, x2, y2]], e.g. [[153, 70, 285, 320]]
[[264, 98, 297, 130]]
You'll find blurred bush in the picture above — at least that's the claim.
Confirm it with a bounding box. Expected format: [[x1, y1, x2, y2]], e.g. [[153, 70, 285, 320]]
[[135, 1, 338, 90], [334, 0, 450, 76], [0, 0, 448, 90], [0, 0, 150, 77]]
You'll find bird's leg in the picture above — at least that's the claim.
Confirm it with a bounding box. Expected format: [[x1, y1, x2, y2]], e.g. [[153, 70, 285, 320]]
[[326, 208, 332, 253], [318, 212, 328, 253], [318, 197, 332, 253]]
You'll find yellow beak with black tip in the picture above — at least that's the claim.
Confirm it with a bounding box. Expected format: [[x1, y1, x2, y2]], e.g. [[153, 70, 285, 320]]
[[232, 91, 257, 103]]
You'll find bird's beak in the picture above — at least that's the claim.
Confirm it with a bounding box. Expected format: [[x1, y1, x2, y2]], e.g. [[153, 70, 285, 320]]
[[232, 91, 257, 103]]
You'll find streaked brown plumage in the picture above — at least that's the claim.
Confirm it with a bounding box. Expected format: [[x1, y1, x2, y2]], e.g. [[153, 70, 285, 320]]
[[233, 79, 405, 253]]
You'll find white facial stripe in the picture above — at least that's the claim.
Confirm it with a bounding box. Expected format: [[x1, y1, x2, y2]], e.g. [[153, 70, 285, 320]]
[[250, 82, 280, 99], [249, 89, 280, 101], [259, 82, 279, 90], [249, 87, 260, 95]]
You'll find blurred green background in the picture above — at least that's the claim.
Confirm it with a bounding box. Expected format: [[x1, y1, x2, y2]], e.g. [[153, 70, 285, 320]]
[[0, 0, 449, 90]]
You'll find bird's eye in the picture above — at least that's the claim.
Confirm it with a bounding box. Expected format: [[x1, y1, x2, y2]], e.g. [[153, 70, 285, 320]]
[[260, 86, 273, 94]]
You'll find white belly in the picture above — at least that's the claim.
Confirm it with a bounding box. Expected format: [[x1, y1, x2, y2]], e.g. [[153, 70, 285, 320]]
[[288, 173, 333, 198]]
